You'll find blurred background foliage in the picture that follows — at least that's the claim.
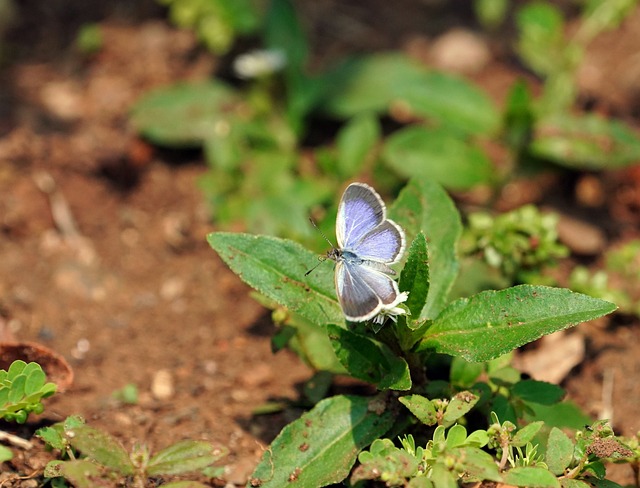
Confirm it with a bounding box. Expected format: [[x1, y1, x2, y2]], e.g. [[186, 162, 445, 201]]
[[128, 0, 640, 310]]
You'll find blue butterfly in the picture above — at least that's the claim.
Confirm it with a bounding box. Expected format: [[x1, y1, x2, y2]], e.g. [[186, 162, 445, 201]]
[[327, 182, 407, 322]]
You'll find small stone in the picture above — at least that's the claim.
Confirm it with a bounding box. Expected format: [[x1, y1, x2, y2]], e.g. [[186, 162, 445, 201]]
[[430, 28, 491, 74], [239, 363, 273, 388], [151, 369, 174, 400], [557, 214, 606, 255], [160, 277, 185, 301]]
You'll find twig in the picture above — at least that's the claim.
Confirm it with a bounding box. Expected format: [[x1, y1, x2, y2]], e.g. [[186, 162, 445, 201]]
[[0, 429, 33, 450]]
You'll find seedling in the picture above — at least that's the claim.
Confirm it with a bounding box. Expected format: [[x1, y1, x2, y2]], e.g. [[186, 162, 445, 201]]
[[39, 416, 227, 488]]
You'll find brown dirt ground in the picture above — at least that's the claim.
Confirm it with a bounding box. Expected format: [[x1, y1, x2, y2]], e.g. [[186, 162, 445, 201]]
[[1, 1, 640, 486]]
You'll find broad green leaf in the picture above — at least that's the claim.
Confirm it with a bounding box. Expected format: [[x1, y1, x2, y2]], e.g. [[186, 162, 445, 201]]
[[327, 324, 411, 390], [417, 285, 616, 361], [207, 233, 343, 326], [399, 395, 438, 426], [399, 232, 430, 319], [264, 0, 308, 76], [322, 53, 499, 135], [7, 360, 26, 377], [277, 315, 346, 373], [7, 375, 25, 403], [400, 71, 500, 136], [336, 113, 380, 178], [389, 178, 462, 320], [148, 441, 223, 476], [44, 460, 104, 488], [516, 2, 565, 76], [531, 113, 640, 169], [524, 400, 591, 430], [65, 425, 134, 476], [512, 421, 544, 446], [24, 368, 46, 394], [449, 357, 483, 387], [546, 427, 574, 475], [249, 394, 396, 487], [560, 480, 592, 488], [502, 466, 560, 487], [453, 446, 502, 482], [382, 126, 495, 190], [512, 380, 564, 405], [442, 391, 479, 426], [130, 81, 239, 146]]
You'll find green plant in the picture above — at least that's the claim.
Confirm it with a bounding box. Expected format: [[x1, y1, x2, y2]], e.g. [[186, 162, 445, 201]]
[[207, 177, 625, 487], [460, 204, 569, 284], [158, 0, 260, 55], [132, 0, 640, 244], [0, 360, 56, 424], [570, 239, 640, 317], [39, 415, 227, 488]]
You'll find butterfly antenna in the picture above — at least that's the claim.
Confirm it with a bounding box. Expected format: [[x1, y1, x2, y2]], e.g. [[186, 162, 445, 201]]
[[308, 217, 335, 248], [304, 255, 327, 276]]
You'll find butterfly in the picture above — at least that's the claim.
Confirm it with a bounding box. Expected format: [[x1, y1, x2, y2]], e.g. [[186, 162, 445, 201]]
[[327, 182, 407, 322]]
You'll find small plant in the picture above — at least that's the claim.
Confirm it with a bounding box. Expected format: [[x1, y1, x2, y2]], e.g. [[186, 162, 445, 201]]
[[570, 239, 640, 317], [0, 360, 56, 424], [39, 415, 227, 488], [207, 178, 624, 486], [460, 204, 569, 284]]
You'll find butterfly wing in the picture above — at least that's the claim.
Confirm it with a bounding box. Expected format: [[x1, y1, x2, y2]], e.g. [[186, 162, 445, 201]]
[[336, 183, 386, 250], [351, 219, 405, 265], [335, 259, 403, 321]]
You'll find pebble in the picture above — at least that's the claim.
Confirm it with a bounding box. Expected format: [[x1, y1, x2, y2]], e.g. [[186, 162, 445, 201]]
[[430, 28, 491, 74], [160, 277, 185, 301], [557, 214, 607, 255], [151, 369, 175, 400]]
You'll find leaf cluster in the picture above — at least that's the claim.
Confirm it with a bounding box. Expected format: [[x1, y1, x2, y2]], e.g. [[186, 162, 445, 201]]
[[38, 416, 227, 488], [207, 177, 622, 486], [460, 204, 569, 283], [0, 360, 56, 424], [130, 0, 640, 244]]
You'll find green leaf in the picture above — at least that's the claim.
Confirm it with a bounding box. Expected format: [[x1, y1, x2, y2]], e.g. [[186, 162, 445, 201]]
[[545, 427, 574, 475], [524, 401, 591, 430], [453, 446, 502, 482], [516, 2, 565, 77], [44, 460, 104, 488], [24, 368, 46, 395], [399, 395, 438, 426], [7, 360, 26, 378], [449, 357, 483, 387], [322, 53, 499, 135], [0, 445, 12, 462], [417, 285, 616, 361], [400, 70, 500, 136], [442, 391, 479, 426], [327, 324, 411, 390], [335, 113, 380, 178], [249, 394, 396, 487], [560, 480, 592, 488], [65, 425, 134, 476], [399, 232, 430, 319], [512, 380, 564, 405], [264, 0, 308, 75], [148, 441, 223, 476], [531, 113, 640, 169], [130, 81, 238, 146], [7, 374, 25, 403], [207, 233, 343, 326], [502, 466, 560, 487], [512, 421, 544, 447], [382, 126, 494, 190], [389, 178, 462, 320]]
